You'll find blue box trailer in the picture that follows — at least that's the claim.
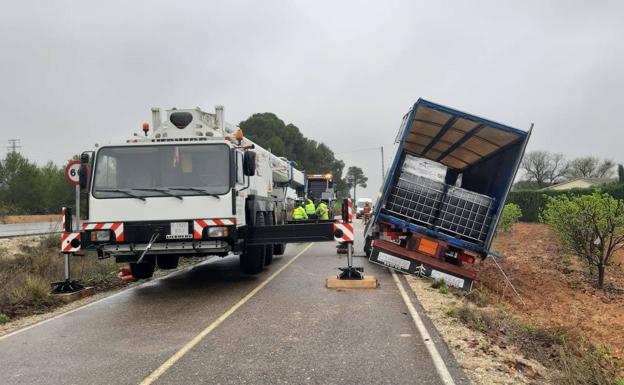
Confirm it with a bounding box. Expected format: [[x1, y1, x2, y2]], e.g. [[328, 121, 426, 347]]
[[366, 99, 531, 290]]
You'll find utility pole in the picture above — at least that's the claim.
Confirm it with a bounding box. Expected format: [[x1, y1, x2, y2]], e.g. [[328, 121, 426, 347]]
[[7, 139, 21, 154], [380, 146, 385, 181]]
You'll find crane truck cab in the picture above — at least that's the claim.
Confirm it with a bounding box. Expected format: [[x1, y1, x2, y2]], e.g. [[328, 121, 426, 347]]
[[79, 106, 305, 279]]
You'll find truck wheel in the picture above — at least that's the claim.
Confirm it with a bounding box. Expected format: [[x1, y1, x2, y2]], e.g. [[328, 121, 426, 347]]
[[273, 243, 286, 255], [240, 212, 266, 274], [264, 212, 274, 265], [157, 255, 179, 270], [130, 256, 155, 279], [364, 235, 372, 257]]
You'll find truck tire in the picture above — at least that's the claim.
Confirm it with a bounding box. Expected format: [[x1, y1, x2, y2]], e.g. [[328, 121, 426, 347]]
[[157, 255, 179, 270], [264, 212, 274, 266], [273, 243, 286, 255], [130, 256, 155, 279], [240, 212, 266, 274]]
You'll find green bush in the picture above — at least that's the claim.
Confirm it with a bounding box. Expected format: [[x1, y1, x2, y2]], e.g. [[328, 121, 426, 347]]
[[497, 203, 522, 232], [0, 312, 8, 324], [507, 182, 624, 222]]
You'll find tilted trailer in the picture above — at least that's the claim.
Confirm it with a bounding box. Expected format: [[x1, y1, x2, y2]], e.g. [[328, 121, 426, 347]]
[[365, 99, 531, 290]]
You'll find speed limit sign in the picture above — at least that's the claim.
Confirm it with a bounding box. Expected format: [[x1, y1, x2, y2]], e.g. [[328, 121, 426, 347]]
[[64, 160, 81, 185]]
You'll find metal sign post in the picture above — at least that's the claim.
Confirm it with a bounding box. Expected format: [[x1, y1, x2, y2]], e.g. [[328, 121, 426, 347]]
[[337, 199, 363, 280], [52, 207, 84, 293]]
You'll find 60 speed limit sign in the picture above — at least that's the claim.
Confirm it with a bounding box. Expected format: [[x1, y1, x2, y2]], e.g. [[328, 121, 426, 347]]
[[64, 160, 81, 185]]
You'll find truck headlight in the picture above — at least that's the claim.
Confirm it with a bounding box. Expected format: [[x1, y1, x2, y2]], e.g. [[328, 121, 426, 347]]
[[208, 226, 228, 237], [90, 230, 110, 242]]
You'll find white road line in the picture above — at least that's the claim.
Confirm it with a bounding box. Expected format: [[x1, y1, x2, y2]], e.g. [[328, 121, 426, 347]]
[[391, 270, 456, 385], [0, 256, 219, 342], [139, 243, 314, 385]]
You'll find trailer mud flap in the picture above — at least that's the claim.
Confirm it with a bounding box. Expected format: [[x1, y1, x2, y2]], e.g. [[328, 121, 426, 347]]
[[369, 245, 474, 291]]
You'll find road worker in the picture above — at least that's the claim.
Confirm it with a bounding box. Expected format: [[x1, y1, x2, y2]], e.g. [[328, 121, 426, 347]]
[[305, 197, 317, 220], [363, 202, 372, 224], [292, 201, 308, 220], [316, 200, 329, 220]]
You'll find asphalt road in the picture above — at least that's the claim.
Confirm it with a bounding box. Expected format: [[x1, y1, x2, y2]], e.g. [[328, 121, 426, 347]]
[[0, 224, 470, 385]]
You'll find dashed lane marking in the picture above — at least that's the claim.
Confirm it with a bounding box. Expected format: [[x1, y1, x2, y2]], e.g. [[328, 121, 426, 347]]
[[139, 243, 315, 385]]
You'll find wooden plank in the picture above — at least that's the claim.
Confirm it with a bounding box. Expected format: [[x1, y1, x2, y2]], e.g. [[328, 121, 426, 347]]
[[326, 276, 378, 289], [51, 286, 96, 302]]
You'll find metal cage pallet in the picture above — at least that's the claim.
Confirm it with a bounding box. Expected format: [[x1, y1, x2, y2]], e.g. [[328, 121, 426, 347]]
[[383, 174, 495, 245]]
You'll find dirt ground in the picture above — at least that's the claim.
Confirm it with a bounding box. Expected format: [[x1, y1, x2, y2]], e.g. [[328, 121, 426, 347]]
[[0, 215, 60, 224], [477, 223, 624, 361], [0, 236, 48, 260], [407, 276, 553, 385]]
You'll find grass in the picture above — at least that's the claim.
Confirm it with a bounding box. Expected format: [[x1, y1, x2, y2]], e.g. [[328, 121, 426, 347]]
[[431, 278, 450, 294], [0, 235, 122, 320], [455, 304, 622, 385]]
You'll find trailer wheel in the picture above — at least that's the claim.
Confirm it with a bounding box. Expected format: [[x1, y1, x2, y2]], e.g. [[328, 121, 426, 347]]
[[240, 212, 266, 274], [129, 256, 155, 279], [273, 243, 286, 255], [156, 255, 179, 270], [264, 212, 274, 265], [364, 235, 372, 257]]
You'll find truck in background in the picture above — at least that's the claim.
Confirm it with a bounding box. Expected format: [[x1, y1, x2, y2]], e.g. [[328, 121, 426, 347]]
[[365, 99, 531, 290]]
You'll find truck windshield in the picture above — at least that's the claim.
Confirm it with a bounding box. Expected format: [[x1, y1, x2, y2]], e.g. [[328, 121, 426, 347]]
[[92, 144, 230, 198]]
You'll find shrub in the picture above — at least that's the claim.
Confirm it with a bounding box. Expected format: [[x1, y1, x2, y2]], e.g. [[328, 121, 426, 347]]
[[507, 183, 624, 222], [0, 312, 8, 324], [497, 203, 522, 232], [542, 192, 624, 289], [431, 278, 447, 289]]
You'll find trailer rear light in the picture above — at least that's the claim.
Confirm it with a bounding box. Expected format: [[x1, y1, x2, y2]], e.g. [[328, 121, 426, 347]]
[[418, 239, 438, 256], [458, 253, 475, 264], [90, 230, 110, 242], [208, 226, 228, 237]]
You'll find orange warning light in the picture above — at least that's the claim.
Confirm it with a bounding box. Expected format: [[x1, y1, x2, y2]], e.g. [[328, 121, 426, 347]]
[[235, 129, 244, 142]]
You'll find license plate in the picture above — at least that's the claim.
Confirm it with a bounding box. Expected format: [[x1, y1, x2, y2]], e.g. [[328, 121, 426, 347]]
[[167, 222, 191, 239], [377, 251, 411, 270]]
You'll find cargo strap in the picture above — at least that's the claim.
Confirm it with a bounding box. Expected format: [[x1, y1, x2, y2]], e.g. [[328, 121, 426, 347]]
[[488, 253, 526, 307]]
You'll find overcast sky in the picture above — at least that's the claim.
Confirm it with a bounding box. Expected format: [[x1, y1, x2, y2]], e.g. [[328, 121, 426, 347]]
[[1, 0, 622, 199]]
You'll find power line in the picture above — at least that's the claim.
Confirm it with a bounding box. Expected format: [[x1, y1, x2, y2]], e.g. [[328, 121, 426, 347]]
[[7, 139, 21, 154]]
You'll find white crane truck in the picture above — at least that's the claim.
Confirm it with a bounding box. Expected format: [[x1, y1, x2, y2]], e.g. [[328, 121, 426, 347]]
[[76, 106, 341, 279]]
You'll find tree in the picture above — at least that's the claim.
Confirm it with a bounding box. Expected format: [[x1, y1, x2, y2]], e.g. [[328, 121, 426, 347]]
[[567, 157, 615, 179], [346, 166, 368, 203], [239, 113, 349, 197], [542, 192, 624, 289], [618, 164, 624, 183], [520, 151, 569, 188], [0, 153, 44, 214]]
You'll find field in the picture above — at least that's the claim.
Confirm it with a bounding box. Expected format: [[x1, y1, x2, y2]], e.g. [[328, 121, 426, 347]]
[[479, 223, 624, 361]]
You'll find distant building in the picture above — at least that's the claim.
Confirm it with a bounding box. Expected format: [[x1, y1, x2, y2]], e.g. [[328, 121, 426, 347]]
[[542, 177, 615, 191]]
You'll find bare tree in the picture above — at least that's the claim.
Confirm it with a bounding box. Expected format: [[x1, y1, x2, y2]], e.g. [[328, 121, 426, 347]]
[[567, 157, 615, 179], [520, 151, 568, 188]]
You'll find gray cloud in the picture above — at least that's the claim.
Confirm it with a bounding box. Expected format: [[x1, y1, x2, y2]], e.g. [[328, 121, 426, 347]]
[[1, 0, 622, 199]]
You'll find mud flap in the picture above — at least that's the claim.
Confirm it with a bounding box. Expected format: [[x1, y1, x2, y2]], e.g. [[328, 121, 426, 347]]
[[369, 246, 474, 291]]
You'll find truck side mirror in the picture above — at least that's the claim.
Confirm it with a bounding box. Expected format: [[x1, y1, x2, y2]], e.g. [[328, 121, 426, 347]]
[[79, 153, 91, 189], [243, 151, 256, 176]]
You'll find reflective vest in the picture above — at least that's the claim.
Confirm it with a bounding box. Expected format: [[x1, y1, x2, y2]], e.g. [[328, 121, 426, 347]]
[[316, 202, 329, 220], [305, 199, 316, 215], [293, 206, 308, 220]]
